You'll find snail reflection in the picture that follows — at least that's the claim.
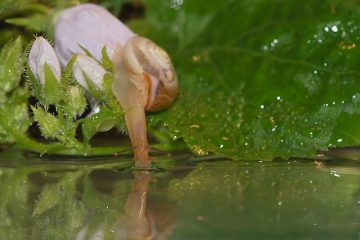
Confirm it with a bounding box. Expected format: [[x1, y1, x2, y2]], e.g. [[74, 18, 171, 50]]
[[76, 171, 176, 240]]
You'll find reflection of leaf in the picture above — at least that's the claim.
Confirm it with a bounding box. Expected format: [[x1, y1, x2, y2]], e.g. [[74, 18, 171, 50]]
[[32, 170, 84, 216], [0, 168, 31, 239], [131, 0, 360, 159]]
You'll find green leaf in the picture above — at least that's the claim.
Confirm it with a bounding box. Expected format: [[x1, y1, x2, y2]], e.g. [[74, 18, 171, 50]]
[[0, 36, 23, 97], [0, 87, 30, 143], [0, 37, 30, 144], [5, 13, 49, 32], [31, 105, 63, 140], [135, 0, 360, 160]]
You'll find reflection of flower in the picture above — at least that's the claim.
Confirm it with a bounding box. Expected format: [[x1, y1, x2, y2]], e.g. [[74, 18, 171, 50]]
[[54, 3, 135, 66], [28, 37, 61, 84], [73, 54, 107, 90]]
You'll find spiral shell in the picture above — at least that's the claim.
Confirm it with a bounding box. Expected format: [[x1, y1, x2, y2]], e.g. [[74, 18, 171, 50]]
[[123, 36, 178, 111]]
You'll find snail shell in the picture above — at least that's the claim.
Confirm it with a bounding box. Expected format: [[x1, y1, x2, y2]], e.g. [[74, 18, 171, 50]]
[[123, 36, 178, 112]]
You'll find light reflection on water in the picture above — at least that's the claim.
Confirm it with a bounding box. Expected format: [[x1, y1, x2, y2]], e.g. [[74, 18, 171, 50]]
[[0, 150, 359, 239]]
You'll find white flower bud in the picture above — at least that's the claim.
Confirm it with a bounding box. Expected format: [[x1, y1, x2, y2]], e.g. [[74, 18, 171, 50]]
[[72, 54, 107, 90], [28, 37, 62, 84], [54, 4, 135, 66]]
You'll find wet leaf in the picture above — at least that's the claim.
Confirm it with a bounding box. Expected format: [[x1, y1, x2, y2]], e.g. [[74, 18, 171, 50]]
[[0, 36, 23, 97], [0, 37, 30, 144], [136, 0, 360, 160]]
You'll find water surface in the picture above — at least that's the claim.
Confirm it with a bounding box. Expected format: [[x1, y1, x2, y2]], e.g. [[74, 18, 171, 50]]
[[0, 150, 359, 239]]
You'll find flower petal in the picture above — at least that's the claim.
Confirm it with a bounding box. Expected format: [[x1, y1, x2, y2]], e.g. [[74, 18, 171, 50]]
[[54, 4, 135, 66], [28, 37, 61, 84], [72, 54, 107, 90]]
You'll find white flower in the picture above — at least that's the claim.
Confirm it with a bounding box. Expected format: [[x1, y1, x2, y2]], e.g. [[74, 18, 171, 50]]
[[72, 54, 107, 90], [28, 37, 61, 84], [54, 3, 135, 66]]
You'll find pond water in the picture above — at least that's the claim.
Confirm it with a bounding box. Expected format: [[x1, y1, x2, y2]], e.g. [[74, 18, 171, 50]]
[[0, 149, 359, 240]]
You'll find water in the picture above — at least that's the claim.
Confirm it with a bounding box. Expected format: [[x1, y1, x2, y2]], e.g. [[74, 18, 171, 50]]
[[0, 149, 359, 239]]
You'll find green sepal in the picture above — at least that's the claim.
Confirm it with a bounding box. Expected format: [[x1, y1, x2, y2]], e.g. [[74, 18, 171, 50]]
[[101, 46, 114, 71], [43, 63, 63, 104], [31, 105, 63, 140], [79, 44, 97, 60], [83, 72, 106, 102], [62, 54, 78, 85], [27, 63, 43, 101], [65, 86, 87, 118]]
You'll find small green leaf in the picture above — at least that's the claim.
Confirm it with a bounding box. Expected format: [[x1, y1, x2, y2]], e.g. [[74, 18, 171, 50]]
[[31, 105, 63, 140]]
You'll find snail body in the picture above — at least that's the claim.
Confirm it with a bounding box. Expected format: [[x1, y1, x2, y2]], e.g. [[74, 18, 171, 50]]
[[55, 4, 178, 167]]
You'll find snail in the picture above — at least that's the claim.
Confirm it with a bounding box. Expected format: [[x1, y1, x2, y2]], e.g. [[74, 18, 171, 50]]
[[55, 4, 178, 167]]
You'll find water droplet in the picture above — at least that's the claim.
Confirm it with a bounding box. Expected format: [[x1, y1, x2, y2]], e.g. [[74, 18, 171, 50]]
[[191, 55, 201, 62], [337, 138, 343, 143], [192, 145, 208, 156], [219, 144, 224, 149], [331, 25, 339, 33], [324, 26, 330, 32], [260, 105, 265, 109]]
